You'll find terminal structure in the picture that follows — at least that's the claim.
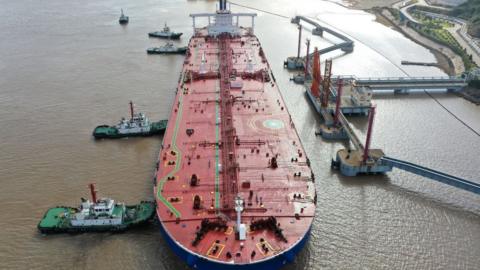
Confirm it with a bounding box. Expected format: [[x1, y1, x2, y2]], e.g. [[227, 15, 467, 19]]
[[293, 27, 479, 195]]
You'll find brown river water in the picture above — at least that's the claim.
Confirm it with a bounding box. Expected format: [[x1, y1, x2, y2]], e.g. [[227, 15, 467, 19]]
[[0, 0, 479, 269]]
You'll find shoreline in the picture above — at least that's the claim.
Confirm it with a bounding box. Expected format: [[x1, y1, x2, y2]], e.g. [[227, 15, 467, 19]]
[[342, 0, 466, 76], [457, 87, 480, 105], [368, 7, 460, 75]]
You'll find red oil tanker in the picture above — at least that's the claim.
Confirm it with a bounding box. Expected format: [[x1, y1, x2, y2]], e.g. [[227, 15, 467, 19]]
[[154, 1, 316, 269]]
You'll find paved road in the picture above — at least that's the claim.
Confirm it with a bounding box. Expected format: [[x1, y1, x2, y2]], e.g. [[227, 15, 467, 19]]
[[393, 1, 421, 23]]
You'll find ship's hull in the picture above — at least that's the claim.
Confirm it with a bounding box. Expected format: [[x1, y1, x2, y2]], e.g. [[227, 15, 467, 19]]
[[93, 131, 157, 139], [39, 221, 130, 234], [158, 219, 312, 270]]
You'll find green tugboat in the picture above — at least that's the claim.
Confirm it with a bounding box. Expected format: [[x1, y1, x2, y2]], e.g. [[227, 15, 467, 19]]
[[93, 101, 167, 139], [38, 184, 155, 234]]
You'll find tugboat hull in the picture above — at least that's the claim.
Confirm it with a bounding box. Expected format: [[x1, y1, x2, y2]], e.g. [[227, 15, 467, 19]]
[[92, 120, 167, 139], [148, 32, 183, 39], [146, 48, 187, 55], [38, 202, 155, 234]]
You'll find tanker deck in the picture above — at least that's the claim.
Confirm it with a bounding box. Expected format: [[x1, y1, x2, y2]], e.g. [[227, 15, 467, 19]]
[[154, 2, 316, 269]]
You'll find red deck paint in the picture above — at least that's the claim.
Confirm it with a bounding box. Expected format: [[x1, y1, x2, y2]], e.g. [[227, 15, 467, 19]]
[[154, 26, 316, 265]]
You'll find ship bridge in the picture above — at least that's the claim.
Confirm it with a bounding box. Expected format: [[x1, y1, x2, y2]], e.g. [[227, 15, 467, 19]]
[[190, 0, 256, 37]]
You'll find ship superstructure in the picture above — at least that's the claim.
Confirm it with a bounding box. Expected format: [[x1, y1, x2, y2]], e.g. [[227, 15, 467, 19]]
[[71, 197, 121, 226], [155, 1, 316, 269], [116, 101, 151, 134]]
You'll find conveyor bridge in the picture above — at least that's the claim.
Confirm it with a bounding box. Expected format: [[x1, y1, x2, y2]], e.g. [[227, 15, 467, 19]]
[[333, 76, 467, 92], [292, 15, 354, 55], [380, 156, 480, 195]]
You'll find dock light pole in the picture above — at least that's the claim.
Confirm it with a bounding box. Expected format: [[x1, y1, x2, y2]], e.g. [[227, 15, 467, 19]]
[[333, 79, 343, 125], [129, 101, 134, 120], [89, 183, 98, 203], [304, 39, 310, 78], [363, 105, 376, 163], [297, 25, 302, 59]]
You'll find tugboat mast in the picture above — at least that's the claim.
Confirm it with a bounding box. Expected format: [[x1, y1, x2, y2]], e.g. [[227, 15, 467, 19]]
[[89, 183, 97, 203], [129, 101, 134, 120]]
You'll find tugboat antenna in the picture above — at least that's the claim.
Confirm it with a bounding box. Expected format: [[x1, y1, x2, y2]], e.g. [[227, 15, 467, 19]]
[[89, 183, 98, 203], [129, 101, 134, 119]]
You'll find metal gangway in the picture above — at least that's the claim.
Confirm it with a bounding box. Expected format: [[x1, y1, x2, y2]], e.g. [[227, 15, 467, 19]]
[[380, 156, 480, 194], [336, 108, 364, 150]]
